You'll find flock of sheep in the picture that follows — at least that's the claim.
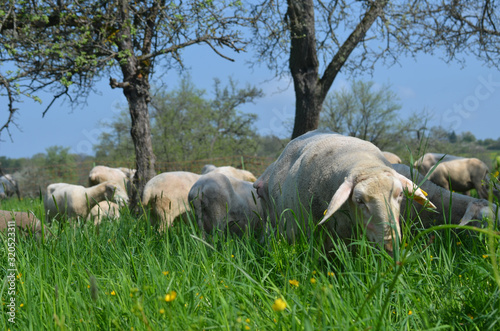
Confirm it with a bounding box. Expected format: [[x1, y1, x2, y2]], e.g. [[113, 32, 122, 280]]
[[1, 129, 499, 255]]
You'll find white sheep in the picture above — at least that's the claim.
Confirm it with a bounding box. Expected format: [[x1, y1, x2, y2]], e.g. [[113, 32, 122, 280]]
[[0, 174, 20, 199], [393, 164, 498, 228], [188, 172, 264, 237], [201, 165, 257, 182], [414, 153, 463, 174], [0, 210, 44, 238], [426, 157, 491, 199], [142, 171, 201, 231], [88, 165, 136, 193], [44, 181, 129, 221], [382, 151, 402, 164], [87, 201, 121, 225], [253, 130, 434, 253]]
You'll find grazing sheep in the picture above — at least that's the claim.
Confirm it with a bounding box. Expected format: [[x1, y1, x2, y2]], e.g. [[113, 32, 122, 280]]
[[414, 153, 463, 174], [142, 171, 201, 231], [44, 181, 129, 221], [393, 164, 498, 228], [254, 130, 434, 253], [201, 165, 257, 182], [0, 210, 44, 238], [426, 158, 491, 199], [382, 151, 402, 164], [88, 165, 136, 193], [188, 172, 264, 237], [88, 201, 121, 225], [0, 174, 20, 200]]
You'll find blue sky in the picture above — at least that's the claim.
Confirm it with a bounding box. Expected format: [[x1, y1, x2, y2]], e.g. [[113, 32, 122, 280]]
[[1, 43, 499, 159]]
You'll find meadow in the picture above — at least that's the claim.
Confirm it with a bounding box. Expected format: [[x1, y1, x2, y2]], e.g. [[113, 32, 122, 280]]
[[1, 195, 499, 330]]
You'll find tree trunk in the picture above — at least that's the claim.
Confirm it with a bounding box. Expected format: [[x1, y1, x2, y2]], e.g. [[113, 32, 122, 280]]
[[287, 0, 389, 139], [120, 78, 156, 212]]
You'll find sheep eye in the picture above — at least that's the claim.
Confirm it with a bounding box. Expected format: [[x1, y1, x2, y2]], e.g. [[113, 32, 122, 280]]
[[355, 198, 364, 205]]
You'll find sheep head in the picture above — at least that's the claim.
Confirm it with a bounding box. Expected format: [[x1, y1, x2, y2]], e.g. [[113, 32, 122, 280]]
[[319, 170, 435, 253]]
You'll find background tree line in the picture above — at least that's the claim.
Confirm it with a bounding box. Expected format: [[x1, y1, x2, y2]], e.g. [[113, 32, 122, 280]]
[[1, 77, 499, 199]]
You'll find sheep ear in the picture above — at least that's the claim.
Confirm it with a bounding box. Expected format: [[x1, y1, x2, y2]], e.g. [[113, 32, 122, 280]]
[[396, 173, 437, 209], [318, 177, 353, 225]]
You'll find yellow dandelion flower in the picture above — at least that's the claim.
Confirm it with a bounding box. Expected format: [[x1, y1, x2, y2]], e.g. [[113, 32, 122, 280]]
[[312, 270, 317, 275], [468, 314, 474, 319], [328, 271, 335, 277], [392, 311, 395, 314], [273, 318, 277, 323], [20, 303, 24, 307], [245, 318, 250, 323], [130, 293, 133, 298], [162, 271, 169, 276], [310, 278, 317, 284], [159, 308, 165, 314], [111, 291, 116, 296], [231, 254, 235, 258], [200, 296, 204, 300], [494, 171, 499, 177], [165, 291, 177, 302], [289, 279, 299, 287], [87, 285, 90, 288], [459, 275, 462, 278], [457, 242, 462, 246], [404, 243, 408, 247], [483, 254, 488, 258], [272, 298, 287, 312], [408, 310, 413, 315], [245, 326, 250, 330], [237, 317, 242, 323]]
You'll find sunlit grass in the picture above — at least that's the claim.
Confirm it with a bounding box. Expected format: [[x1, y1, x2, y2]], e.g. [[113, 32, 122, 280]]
[[0, 193, 499, 330]]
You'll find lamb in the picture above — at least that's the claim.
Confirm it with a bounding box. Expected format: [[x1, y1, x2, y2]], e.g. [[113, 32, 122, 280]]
[[425, 157, 491, 199], [414, 153, 463, 174], [382, 151, 402, 164], [188, 172, 264, 237], [142, 171, 201, 231], [44, 181, 129, 221], [201, 165, 257, 182], [0, 174, 21, 200], [392, 164, 498, 229], [253, 130, 434, 253], [88, 201, 121, 225], [0, 210, 44, 238], [88, 165, 136, 193]]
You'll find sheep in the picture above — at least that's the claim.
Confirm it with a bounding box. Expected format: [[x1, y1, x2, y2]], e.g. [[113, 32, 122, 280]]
[[88, 201, 121, 225], [44, 181, 129, 221], [201, 165, 257, 182], [188, 172, 264, 237], [0, 210, 44, 238], [142, 171, 201, 231], [253, 130, 434, 253], [425, 157, 491, 199], [88, 165, 136, 193], [382, 151, 402, 164], [414, 153, 463, 174], [0, 174, 20, 200], [392, 164, 498, 229]]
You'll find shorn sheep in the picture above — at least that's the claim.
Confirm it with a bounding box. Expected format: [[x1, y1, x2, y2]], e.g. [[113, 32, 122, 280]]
[[88, 165, 136, 193], [88, 201, 121, 225], [201, 165, 257, 182], [382, 151, 402, 164], [142, 171, 201, 231], [413, 153, 463, 174], [0, 210, 44, 238], [0, 174, 21, 200], [426, 157, 491, 199], [188, 172, 264, 237], [254, 130, 434, 253], [393, 164, 498, 229], [44, 181, 129, 221]]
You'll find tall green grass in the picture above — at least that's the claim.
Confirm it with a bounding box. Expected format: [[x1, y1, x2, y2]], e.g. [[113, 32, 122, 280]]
[[1, 195, 499, 330]]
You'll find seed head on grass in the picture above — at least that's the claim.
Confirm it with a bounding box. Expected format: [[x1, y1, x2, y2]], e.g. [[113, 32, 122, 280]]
[[272, 298, 287, 312]]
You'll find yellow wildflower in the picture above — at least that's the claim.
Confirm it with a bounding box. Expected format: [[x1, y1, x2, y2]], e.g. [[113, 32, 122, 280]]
[[312, 270, 317, 275], [289, 279, 299, 287], [162, 271, 169, 276], [245, 326, 250, 330], [111, 291, 116, 296], [483, 254, 488, 258], [408, 310, 413, 315], [245, 318, 250, 323], [272, 298, 287, 312], [20, 303, 24, 307], [310, 278, 317, 284], [165, 291, 177, 302], [457, 242, 462, 246], [159, 308, 165, 314]]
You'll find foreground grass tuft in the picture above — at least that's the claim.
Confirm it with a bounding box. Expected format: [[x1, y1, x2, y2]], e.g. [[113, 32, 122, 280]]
[[1, 197, 499, 330]]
